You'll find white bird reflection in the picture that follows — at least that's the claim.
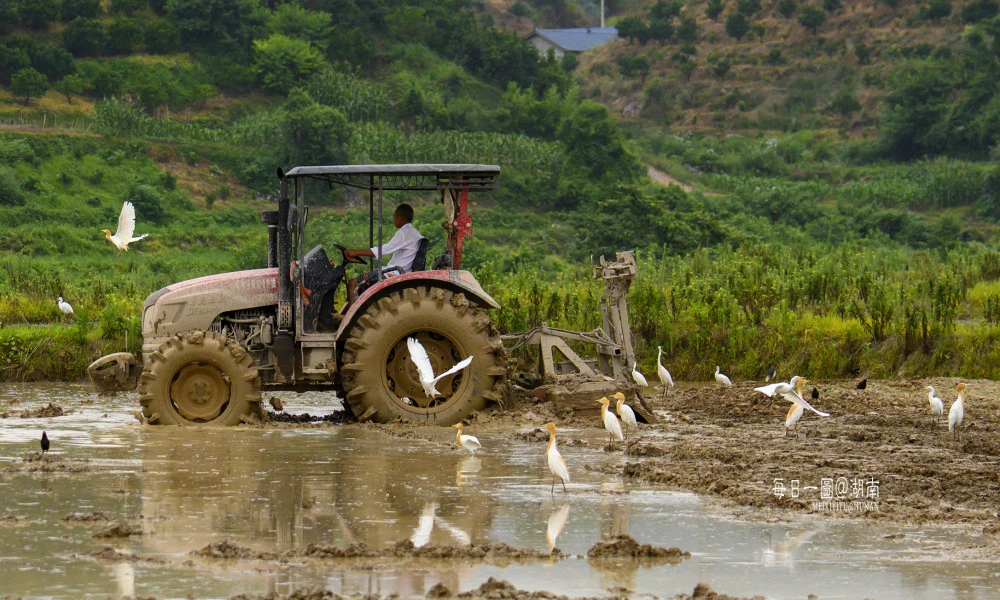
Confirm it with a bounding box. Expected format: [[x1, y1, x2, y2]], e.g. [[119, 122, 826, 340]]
[[456, 455, 481, 487], [763, 526, 824, 568], [115, 562, 134, 596], [411, 501, 437, 547], [435, 516, 471, 546], [546, 503, 570, 553]]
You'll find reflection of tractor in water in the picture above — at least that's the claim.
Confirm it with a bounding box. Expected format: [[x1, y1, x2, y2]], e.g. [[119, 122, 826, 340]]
[[89, 165, 507, 426]]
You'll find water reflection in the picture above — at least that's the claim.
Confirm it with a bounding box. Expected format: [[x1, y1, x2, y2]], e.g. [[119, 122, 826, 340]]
[[546, 504, 570, 553]]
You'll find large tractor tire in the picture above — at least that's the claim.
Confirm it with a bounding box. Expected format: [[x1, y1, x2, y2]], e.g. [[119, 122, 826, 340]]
[[138, 330, 262, 426], [340, 286, 507, 425]]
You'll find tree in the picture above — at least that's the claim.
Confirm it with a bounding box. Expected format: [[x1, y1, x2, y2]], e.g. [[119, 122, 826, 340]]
[[106, 16, 144, 55], [18, 0, 59, 29], [798, 5, 826, 33], [145, 19, 180, 54], [30, 44, 75, 81], [252, 34, 327, 94], [557, 99, 643, 188], [677, 15, 699, 41], [165, 0, 268, 58], [62, 17, 108, 57], [822, 0, 842, 12], [11, 67, 48, 104], [282, 89, 350, 167], [737, 0, 762, 17], [855, 42, 872, 64], [920, 0, 952, 21], [61, 0, 101, 21], [267, 3, 332, 48], [617, 55, 650, 78], [616, 16, 650, 44], [705, 0, 725, 20], [778, 0, 797, 18], [725, 12, 751, 40], [110, 0, 147, 14], [55, 73, 85, 102], [962, 0, 999, 23], [0, 45, 31, 86]]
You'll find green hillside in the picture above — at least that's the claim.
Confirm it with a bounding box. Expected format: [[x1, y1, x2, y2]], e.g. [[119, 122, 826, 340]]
[[3, 0, 1000, 382]]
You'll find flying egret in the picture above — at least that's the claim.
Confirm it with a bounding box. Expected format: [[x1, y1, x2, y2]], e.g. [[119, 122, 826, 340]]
[[755, 376, 801, 400], [451, 423, 481, 454], [614, 392, 638, 439], [597, 396, 624, 444], [630, 361, 648, 389], [101, 201, 148, 257], [779, 377, 830, 418], [407, 337, 473, 398], [765, 366, 777, 383], [657, 346, 673, 397], [949, 382, 965, 441], [544, 422, 570, 494], [57, 296, 74, 316], [926, 385, 944, 430], [715, 366, 732, 388]]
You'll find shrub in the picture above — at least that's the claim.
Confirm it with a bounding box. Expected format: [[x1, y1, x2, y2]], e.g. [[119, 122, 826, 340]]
[[145, 20, 180, 54], [705, 0, 725, 20], [252, 34, 327, 94], [778, 0, 797, 18], [725, 12, 751, 40], [920, 0, 952, 21]]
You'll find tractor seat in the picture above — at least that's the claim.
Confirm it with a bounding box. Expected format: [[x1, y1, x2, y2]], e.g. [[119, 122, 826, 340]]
[[410, 238, 430, 272]]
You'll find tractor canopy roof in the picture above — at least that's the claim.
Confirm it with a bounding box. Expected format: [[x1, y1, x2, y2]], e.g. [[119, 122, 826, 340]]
[[283, 164, 500, 191]]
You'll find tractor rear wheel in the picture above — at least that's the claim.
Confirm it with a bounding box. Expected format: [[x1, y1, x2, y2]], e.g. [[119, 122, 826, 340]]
[[340, 286, 506, 425], [138, 330, 262, 426]]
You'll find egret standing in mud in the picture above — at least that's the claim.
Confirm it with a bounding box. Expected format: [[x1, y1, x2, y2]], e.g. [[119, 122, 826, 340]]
[[614, 392, 638, 440], [715, 366, 733, 388], [949, 383, 966, 441], [544, 422, 570, 494], [597, 396, 624, 444], [657, 346, 673, 397], [451, 423, 481, 454], [926, 386, 944, 430], [102, 201, 148, 257], [783, 378, 818, 437], [630, 361, 648, 390]]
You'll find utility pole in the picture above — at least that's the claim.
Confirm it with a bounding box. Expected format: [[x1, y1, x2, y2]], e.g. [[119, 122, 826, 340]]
[[601, 0, 605, 28]]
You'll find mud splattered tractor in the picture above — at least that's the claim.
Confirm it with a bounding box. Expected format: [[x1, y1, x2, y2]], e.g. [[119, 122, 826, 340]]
[[88, 165, 507, 426]]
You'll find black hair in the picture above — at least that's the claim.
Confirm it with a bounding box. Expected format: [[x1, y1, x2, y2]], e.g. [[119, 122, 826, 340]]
[[395, 203, 414, 223]]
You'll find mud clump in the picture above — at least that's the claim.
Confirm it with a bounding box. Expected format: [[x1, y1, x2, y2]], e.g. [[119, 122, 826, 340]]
[[587, 535, 690, 562], [457, 577, 568, 599], [18, 403, 69, 418], [672, 583, 762, 600], [426, 583, 452, 598], [62, 511, 112, 522], [92, 523, 142, 539], [265, 410, 353, 425], [193, 540, 278, 560], [4, 452, 91, 473], [0, 514, 28, 526]]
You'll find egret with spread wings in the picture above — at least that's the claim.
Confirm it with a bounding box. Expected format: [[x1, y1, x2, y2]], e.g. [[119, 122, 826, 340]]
[[102, 201, 148, 257], [407, 337, 473, 398]]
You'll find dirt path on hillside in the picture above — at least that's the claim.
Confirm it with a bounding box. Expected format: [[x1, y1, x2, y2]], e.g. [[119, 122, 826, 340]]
[[647, 166, 693, 191]]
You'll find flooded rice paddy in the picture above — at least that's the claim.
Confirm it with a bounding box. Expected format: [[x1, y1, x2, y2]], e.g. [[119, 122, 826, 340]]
[[1, 383, 998, 599]]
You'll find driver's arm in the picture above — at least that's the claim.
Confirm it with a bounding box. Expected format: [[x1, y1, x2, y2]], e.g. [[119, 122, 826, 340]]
[[344, 248, 375, 260]]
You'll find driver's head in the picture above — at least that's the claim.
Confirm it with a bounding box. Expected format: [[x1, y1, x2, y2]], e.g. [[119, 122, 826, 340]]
[[394, 203, 414, 228]]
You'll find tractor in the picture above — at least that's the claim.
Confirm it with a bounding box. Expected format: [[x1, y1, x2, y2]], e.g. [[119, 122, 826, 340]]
[[87, 164, 508, 426]]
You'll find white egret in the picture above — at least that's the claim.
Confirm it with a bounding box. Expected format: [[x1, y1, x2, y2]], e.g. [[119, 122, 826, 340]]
[[57, 296, 74, 316], [407, 337, 473, 398], [949, 382, 965, 441], [785, 402, 804, 437], [101, 201, 148, 257], [779, 377, 830, 418], [544, 422, 570, 494], [597, 396, 624, 444], [630, 360, 648, 388], [755, 375, 801, 399], [451, 423, 481, 454], [656, 346, 673, 397], [765, 365, 777, 382], [715, 366, 732, 388], [614, 392, 637, 439], [926, 385, 944, 430]]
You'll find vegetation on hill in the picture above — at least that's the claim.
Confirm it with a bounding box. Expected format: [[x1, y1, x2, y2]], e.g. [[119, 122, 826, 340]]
[[2, 0, 1000, 383]]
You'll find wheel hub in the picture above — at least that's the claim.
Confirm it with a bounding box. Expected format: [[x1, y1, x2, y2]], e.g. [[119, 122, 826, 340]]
[[385, 332, 466, 409], [170, 363, 230, 422]]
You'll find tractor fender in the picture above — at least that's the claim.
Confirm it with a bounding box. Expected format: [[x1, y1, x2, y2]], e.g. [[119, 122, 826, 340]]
[[336, 269, 499, 337]]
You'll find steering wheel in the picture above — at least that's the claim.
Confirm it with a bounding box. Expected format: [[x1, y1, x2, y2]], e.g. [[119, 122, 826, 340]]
[[330, 242, 367, 267]]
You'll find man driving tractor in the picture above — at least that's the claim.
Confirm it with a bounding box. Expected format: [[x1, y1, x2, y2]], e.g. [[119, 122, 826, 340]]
[[343, 203, 424, 308]]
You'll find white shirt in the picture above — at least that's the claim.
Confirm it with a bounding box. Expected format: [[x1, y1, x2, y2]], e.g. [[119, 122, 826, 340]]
[[371, 223, 424, 273]]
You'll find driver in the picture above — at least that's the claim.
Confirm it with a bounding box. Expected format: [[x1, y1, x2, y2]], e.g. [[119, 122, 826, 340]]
[[343, 203, 424, 307]]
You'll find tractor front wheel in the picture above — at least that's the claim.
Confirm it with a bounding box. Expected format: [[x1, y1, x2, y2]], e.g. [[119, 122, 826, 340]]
[[340, 287, 506, 425], [138, 330, 262, 426]]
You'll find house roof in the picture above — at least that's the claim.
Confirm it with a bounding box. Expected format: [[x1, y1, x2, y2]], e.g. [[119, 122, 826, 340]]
[[529, 27, 618, 52]]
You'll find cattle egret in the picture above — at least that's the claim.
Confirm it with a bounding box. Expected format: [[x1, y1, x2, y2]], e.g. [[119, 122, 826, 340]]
[[755, 376, 801, 399], [614, 392, 638, 439], [856, 378, 867, 390], [630, 361, 648, 388], [546, 504, 570, 553], [657, 346, 673, 397], [544, 422, 570, 494], [597, 396, 624, 444], [949, 383, 965, 441], [452, 423, 481, 454], [785, 403, 804, 437], [101, 201, 148, 257], [765, 366, 777, 382], [715, 366, 732, 388], [57, 296, 74, 316], [40, 431, 49, 454], [407, 337, 473, 398], [926, 385, 944, 430], [779, 377, 830, 418]]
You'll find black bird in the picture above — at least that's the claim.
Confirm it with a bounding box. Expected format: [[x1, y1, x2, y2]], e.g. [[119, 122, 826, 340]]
[[856, 378, 867, 390], [811, 387, 819, 400], [40, 431, 50, 454], [765, 366, 777, 383]]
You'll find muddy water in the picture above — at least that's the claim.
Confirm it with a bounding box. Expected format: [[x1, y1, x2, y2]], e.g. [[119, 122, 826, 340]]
[[1, 383, 997, 600]]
